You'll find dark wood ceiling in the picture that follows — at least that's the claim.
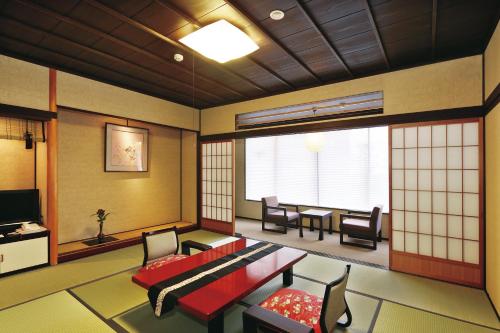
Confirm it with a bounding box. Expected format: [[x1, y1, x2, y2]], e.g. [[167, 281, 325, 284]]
[[0, 0, 498, 109]]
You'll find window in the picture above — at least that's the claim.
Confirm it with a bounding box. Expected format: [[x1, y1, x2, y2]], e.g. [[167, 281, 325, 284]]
[[245, 126, 389, 212]]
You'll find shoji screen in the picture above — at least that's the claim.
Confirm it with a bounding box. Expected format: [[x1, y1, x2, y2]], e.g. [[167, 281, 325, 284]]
[[390, 118, 483, 288], [200, 140, 235, 235]]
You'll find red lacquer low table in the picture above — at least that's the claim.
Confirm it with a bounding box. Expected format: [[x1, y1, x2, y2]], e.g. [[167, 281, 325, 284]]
[[132, 238, 307, 332]]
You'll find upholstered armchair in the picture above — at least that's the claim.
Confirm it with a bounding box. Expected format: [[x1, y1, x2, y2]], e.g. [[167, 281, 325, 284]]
[[243, 265, 352, 333], [261, 196, 300, 234], [140, 226, 211, 271], [339, 205, 383, 250]]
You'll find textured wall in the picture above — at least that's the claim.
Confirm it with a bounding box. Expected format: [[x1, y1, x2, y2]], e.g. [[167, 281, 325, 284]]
[[57, 110, 181, 243], [0, 55, 49, 110], [234, 139, 390, 238], [201, 56, 482, 135], [181, 130, 197, 224], [0, 139, 35, 190], [486, 103, 500, 310], [57, 71, 200, 131], [485, 20, 500, 99]]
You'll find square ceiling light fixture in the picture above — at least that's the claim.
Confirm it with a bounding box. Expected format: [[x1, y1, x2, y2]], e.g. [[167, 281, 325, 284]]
[[179, 19, 259, 63]]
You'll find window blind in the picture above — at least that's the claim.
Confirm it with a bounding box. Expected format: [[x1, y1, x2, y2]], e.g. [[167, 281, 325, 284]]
[[245, 127, 389, 212]]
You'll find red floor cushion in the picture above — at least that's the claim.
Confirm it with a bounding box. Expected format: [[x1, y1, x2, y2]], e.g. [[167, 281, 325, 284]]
[[260, 288, 323, 333], [140, 254, 189, 272]]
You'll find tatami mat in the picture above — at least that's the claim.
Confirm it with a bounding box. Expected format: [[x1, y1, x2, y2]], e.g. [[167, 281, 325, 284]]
[[294, 254, 500, 329], [71, 269, 148, 319], [114, 303, 246, 333], [373, 301, 499, 333], [0, 230, 231, 311], [0, 291, 114, 333]]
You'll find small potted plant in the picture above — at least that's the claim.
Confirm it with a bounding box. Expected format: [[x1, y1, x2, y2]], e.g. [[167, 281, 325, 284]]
[[91, 209, 110, 243]]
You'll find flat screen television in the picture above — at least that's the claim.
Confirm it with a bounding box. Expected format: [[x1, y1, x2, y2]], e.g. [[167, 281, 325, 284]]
[[0, 189, 40, 226]]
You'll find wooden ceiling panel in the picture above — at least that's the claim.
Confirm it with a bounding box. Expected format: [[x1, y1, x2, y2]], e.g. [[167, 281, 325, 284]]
[[51, 21, 102, 46], [68, 2, 124, 33], [370, 0, 432, 27], [2, 1, 60, 31], [232, 0, 296, 21], [1, 0, 498, 108], [131, 2, 189, 37], [302, 0, 364, 25], [260, 6, 310, 40], [321, 11, 372, 42], [109, 22, 158, 48], [168, 0, 226, 21]]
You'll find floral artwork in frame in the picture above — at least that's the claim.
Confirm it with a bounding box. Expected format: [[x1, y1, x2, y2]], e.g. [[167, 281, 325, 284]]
[[105, 123, 149, 172]]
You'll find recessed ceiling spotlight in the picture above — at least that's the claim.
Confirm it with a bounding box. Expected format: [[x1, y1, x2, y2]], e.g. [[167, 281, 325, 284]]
[[270, 10, 285, 21], [174, 53, 184, 62]]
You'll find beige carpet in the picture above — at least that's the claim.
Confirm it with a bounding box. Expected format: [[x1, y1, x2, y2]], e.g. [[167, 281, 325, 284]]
[[236, 218, 389, 267]]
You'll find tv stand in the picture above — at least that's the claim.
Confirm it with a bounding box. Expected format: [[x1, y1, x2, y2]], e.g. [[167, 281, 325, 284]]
[[0, 229, 49, 277]]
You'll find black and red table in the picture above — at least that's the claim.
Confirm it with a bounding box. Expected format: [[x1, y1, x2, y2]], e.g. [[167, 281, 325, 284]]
[[132, 238, 307, 333]]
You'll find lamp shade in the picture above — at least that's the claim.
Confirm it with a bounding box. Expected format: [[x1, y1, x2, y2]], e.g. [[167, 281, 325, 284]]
[[304, 132, 325, 152]]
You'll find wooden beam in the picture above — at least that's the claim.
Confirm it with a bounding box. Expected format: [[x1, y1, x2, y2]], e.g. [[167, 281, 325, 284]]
[[1, 16, 220, 105], [155, 0, 295, 89], [0, 103, 57, 121], [432, 0, 438, 59], [47, 68, 58, 265], [362, 0, 390, 69], [14, 0, 248, 100], [295, 0, 352, 77], [83, 0, 270, 94], [225, 0, 322, 83]]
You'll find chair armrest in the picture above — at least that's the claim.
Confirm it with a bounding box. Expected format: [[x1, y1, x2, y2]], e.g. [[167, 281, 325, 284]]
[[181, 240, 212, 255], [347, 209, 371, 215], [267, 205, 287, 216], [340, 213, 371, 223], [280, 203, 300, 212], [243, 305, 314, 333]]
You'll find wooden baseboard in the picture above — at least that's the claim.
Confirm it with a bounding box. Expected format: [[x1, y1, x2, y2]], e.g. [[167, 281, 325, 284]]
[[390, 251, 482, 288], [58, 224, 198, 263]]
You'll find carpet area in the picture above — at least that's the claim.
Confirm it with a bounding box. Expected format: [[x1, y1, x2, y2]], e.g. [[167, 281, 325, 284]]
[[236, 217, 389, 267]]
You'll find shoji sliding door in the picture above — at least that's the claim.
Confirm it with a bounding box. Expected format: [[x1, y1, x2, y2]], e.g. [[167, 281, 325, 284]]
[[200, 140, 235, 235], [390, 118, 483, 287]]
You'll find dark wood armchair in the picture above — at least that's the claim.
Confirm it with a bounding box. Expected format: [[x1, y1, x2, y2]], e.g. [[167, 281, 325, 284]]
[[261, 196, 300, 234], [339, 205, 383, 250], [243, 265, 352, 333]]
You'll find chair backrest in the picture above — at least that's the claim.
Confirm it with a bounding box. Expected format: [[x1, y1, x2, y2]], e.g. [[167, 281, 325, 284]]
[[262, 196, 279, 217], [142, 227, 179, 266], [370, 205, 383, 232], [320, 265, 351, 333]]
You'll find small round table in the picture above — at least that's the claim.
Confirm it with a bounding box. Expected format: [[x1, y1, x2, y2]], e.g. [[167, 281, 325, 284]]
[[299, 209, 333, 241]]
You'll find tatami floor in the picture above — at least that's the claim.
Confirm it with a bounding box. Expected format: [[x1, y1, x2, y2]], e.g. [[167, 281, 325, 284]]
[[0, 230, 498, 333]]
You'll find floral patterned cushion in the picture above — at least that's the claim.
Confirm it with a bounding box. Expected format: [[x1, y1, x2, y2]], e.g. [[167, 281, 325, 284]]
[[140, 254, 189, 272], [260, 288, 323, 333]]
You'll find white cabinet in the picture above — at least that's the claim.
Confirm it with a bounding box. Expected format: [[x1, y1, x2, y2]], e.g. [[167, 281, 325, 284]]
[[0, 236, 48, 274]]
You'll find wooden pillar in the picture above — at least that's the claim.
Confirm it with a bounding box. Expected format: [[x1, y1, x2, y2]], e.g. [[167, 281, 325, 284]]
[[47, 69, 58, 265]]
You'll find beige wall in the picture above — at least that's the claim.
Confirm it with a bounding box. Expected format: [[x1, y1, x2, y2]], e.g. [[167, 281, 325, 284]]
[[486, 103, 500, 311], [57, 71, 200, 131], [485, 20, 500, 99], [201, 56, 482, 135], [58, 110, 183, 243], [0, 139, 35, 190], [0, 55, 49, 111], [181, 130, 198, 224], [234, 139, 390, 238]]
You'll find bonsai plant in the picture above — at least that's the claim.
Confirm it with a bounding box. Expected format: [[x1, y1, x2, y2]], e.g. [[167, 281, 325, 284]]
[[91, 209, 110, 243]]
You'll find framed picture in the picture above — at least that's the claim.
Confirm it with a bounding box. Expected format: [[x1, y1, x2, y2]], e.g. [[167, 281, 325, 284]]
[[105, 123, 149, 172]]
